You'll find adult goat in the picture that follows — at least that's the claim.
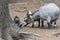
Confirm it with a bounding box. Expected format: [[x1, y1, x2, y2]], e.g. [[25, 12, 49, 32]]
[[24, 3, 60, 28]]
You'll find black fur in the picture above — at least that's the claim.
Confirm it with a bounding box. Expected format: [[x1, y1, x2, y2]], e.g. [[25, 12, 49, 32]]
[[14, 16, 22, 28]]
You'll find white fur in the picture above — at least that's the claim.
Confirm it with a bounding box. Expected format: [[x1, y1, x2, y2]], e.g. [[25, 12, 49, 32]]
[[29, 11, 32, 14], [54, 25, 57, 28], [28, 3, 60, 23], [24, 17, 27, 20]]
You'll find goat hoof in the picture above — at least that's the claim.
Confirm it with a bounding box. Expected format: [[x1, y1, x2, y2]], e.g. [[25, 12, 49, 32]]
[[41, 25, 44, 28], [48, 26, 51, 29], [32, 27, 34, 28], [32, 26, 34, 28], [32, 25, 34, 28]]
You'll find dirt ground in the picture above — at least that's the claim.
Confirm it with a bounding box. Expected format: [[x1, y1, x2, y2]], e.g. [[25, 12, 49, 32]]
[[9, 2, 60, 40]]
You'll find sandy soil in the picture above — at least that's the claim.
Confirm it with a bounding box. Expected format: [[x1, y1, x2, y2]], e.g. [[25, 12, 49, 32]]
[[9, 2, 60, 40]]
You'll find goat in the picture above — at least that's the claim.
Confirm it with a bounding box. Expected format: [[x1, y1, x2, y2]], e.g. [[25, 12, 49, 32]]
[[14, 16, 22, 28], [24, 3, 60, 28]]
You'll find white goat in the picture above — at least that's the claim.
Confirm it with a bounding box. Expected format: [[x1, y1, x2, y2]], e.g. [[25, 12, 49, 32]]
[[25, 3, 60, 28]]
